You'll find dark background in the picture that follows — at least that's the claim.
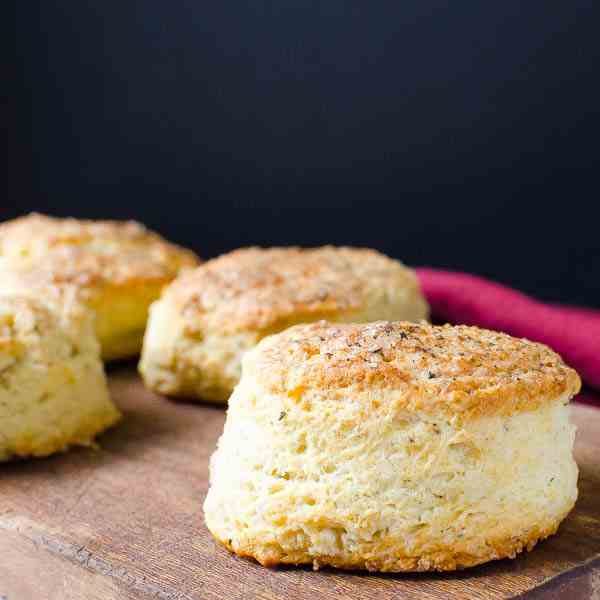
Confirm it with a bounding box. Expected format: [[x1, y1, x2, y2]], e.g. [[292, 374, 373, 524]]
[[9, 2, 600, 306]]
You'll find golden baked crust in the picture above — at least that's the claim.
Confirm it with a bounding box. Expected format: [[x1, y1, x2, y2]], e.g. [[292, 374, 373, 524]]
[[0, 213, 200, 360], [161, 246, 428, 334], [251, 321, 581, 419], [0, 213, 198, 288], [139, 246, 428, 402]]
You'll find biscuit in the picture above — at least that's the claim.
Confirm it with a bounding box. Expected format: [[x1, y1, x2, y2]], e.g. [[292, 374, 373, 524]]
[[0, 213, 199, 360], [139, 246, 429, 402], [204, 321, 580, 571], [0, 294, 120, 461]]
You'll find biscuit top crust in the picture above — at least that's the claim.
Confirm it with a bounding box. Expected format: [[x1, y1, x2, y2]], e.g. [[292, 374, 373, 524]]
[[0, 213, 199, 287], [249, 321, 581, 418], [163, 246, 425, 333]]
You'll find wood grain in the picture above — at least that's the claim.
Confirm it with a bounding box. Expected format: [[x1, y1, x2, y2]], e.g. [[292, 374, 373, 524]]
[[1, 368, 599, 600]]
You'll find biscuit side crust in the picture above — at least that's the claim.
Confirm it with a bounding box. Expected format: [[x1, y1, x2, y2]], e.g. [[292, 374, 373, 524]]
[[204, 396, 578, 572], [0, 294, 121, 460]]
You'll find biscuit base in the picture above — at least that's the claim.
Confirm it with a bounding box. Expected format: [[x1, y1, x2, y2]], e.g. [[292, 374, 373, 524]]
[[209, 514, 568, 572]]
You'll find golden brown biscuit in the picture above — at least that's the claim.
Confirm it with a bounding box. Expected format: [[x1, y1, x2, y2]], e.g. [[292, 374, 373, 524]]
[[0, 213, 199, 360], [0, 294, 120, 461], [139, 246, 429, 402], [204, 321, 580, 572]]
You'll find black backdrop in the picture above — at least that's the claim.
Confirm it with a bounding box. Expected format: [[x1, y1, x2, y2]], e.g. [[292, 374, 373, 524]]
[[9, 2, 600, 306]]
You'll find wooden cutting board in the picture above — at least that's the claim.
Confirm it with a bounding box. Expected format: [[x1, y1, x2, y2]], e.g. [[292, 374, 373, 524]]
[[1, 367, 599, 600]]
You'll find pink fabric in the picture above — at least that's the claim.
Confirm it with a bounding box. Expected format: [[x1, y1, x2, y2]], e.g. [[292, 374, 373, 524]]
[[415, 268, 600, 404]]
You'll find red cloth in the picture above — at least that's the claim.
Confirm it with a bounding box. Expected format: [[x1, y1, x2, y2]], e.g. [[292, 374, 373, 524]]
[[416, 268, 600, 404]]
